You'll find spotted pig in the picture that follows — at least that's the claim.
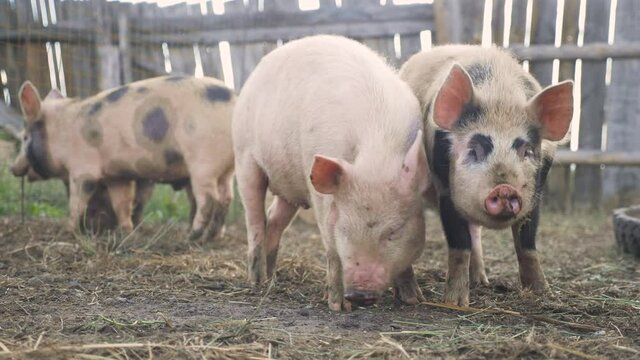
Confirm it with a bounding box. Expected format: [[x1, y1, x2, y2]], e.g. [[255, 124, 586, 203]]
[[12, 76, 235, 240], [233, 35, 429, 311], [400, 45, 573, 306]]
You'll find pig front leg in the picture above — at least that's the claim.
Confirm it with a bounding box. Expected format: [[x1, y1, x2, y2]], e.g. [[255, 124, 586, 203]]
[[106, 180, 136, 233], [512, 206, 548, 293], [393, 265, 425, 305], [469, 224, 489, 287], [236, 157, 269, 285], [204, 173, 235, 241], [68, 176, 98, 233], [439, 195, 472, 307], [326, 249, 351, 312]]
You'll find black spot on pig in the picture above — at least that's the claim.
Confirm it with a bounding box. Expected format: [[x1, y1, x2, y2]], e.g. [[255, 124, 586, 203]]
[[205, 85, 232, 103], [166, 75, 187, 82], [439, 195, 471, 249], [433, 130, 452, 187], [534, 156, 553, 197], [81, 121, 103, 147], [26, 120, 51, 179], [527, 126, 541, 146], [142, 107, 169, 143], [164, 149, 184, 166], [105, 86, 129, 103], [170, 178, 190, 190], [467, 133, 493, 163], [521, 77, 539, 98], [88, 102, 103, 116], [82, 180, 97, 194], [466, 63, 492, 86], [512, 137, 526, 151], [456, 103, 482, 128]]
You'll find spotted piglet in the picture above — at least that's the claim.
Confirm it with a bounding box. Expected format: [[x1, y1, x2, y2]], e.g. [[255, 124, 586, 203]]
[[233, 35, 429, 311], [12, 76, 235, 240], [400, 45, 573, 306]]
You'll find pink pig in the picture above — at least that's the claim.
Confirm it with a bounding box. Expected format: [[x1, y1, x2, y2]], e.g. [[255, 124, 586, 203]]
[[233, 35, 430, 311]]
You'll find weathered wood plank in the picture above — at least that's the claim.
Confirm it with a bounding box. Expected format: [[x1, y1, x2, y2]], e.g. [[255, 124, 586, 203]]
[[510, 42, 640, 61], [132, 3, 433, 33], [554, 150, 640, 166], [603, 0, 640, 206], [573, 0, 609, 209], [433, 0, 484, 45]]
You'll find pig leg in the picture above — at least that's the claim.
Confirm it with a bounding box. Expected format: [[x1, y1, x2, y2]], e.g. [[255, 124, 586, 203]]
[[132, 180, 154, 227], [393, 265, 425, 304], [469, 224, 489, 287], [67, 177, 98, 233], [204, 173, 235, 241], [512, 206, 548, 293], [236, 157, 269, 285], [264, 196, 298, 277], [105, 180, 136, 233], [439, 195, 472, 307], [185, 185, 197, 225], [326, 249, 351, 312]]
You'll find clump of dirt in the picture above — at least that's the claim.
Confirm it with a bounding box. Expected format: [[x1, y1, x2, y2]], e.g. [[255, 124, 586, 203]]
[[0, 211, 638, 359]]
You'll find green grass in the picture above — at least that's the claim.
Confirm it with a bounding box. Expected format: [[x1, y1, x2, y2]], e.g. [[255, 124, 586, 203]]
[[0, 161, 244, 224]]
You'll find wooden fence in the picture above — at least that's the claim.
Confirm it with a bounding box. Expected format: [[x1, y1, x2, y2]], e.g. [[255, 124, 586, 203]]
[[1, 0, 639, 210]]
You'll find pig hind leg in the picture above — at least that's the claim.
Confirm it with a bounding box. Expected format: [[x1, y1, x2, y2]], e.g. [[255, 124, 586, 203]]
[[105, 180, 136, 233], [512, 206, 548, 292], [236, 156, 269, 285], [204, 169, 235, 241], [469, 224, 489, 287], [264, 196, 298, 277], [188, 178, 220, 241]]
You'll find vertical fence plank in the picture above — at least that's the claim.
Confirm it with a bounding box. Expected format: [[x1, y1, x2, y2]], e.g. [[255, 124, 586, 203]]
[[434, 0, 484, 45], [603, 0, 640, 206], [573, 0, 609, 209]]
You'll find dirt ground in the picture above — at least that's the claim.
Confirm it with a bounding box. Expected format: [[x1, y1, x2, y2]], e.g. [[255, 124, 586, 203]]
[[0, 210, 638, 359]]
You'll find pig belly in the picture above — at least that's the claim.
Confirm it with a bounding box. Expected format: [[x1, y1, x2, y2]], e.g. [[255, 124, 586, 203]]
[[258, 154, 310, 209]]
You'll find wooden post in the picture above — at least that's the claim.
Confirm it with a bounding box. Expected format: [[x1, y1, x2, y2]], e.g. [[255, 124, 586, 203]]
[[434, 0, 484, 45], [118, 10, 132, 84], [573, 0, 609, 209], [603, 0, 640, 206], [95, 0, 120, 90]]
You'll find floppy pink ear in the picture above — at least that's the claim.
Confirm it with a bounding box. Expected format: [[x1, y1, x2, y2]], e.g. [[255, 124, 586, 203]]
[[19, 81, 42, 123], [310, 155, 346, 195], [528, 80, 574, 141], [433, 64, 474, 130], [399, 130, 429, 195]]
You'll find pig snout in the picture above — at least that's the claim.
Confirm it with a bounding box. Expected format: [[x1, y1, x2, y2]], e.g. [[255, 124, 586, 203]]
[[484, 184, 522, 219], [343, 264, 387, 306], [10, 162, 28, 177]]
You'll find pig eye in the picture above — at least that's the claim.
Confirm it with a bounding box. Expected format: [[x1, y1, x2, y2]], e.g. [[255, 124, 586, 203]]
[[524, 148, 534, 159]]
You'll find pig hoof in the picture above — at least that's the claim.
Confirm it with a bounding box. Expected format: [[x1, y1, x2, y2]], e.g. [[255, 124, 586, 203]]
[[328, 299, 352, 312], [470, 272, 490, 287], [189, 228, 204, 241], [443, 287, 470, 307], [393, 282, 425, 305]]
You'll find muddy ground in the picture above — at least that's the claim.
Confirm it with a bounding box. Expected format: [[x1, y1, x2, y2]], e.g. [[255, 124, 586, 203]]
[[0, 210, 638, 359]]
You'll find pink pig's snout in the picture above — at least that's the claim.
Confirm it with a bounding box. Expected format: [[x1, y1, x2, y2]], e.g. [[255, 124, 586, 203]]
[[484, 184, 522, 219], [343, 263, 388, 306]]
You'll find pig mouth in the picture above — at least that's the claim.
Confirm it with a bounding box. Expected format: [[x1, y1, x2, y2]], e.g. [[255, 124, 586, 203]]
[[10, 164, 29, 177]]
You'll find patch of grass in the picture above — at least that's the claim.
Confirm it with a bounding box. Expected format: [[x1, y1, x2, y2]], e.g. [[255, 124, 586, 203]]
[[144, 184, 191, 223], [0, 162, 68, 218]]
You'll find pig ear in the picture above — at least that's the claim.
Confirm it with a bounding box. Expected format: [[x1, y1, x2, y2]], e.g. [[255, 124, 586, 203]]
[[19, 81, 42, 123], [45, 88, 65, 100], [310, 155, 347, 195], [433, 64, 474, 130], [528, 80, 574, 141], [399, 130, 429, 195]]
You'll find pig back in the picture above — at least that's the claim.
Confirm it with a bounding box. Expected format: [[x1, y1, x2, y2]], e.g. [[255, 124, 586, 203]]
[[233, 35, 422, 205], [58, 76, 235, 182]]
